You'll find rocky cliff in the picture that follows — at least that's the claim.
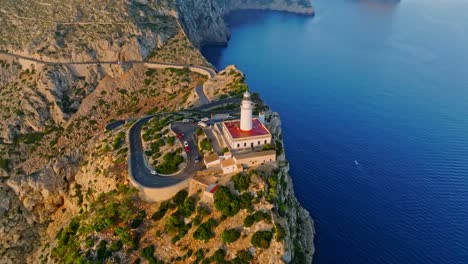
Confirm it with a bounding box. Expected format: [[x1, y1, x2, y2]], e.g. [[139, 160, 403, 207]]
[[266, 111, 315, 263], [176, 0, 314, 47]]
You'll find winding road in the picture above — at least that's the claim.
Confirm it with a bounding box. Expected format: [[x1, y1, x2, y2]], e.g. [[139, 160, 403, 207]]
[[0, 51, 216, 78], [128, 117, 204, 187], [0, 51, 224, 190]]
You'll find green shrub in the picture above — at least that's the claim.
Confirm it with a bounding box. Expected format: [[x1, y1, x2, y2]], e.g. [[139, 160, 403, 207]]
[[244, 211, 271, 228], [275, 223, 286, 242], [214, 186, 240, 217], [96, 240, 111, 260], [167, 136, 175, 146], [232, 250, 253, 264], [85, 236, 95, 248], [239, 192, 253, 209], [210, 248, 227, 264], [114, 227, 133, 245], [141, 245, 163, 263], [193, 218, 217, 242], [221, 228, 241, 244], [177, 196, 196, 217], [243, 215, 254, 227], [262, 143, 274, 151], [172, 190, 188, 206], [251, 230, 273, 249], [130, 216, 144, 229], [171, 235, 181, 244], [14, 132, 44, 145], [200, 138, 212, 151], [232, 173, 250, 191], [0, 158, 9, 171], [164, 213, 184, 233], [192, 216, 202, 226], [156, 151, 184, 174], [253, 211, 271, 223], [109, 240, 123, 252], [112, 131, 125, 150], [194, 249, 205, 263], [196, 205, 211, 216], [151, 202, 169, 221]]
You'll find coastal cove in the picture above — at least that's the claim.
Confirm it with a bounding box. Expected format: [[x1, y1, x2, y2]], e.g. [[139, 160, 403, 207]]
[[202, 0, 468, 264]]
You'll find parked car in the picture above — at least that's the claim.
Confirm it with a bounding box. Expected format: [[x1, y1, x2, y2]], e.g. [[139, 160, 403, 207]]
[[177, 133, 184, 139], [183, 141, 190, 152], [182, 119, 190, 123], [150, 170, 157, 175], [201, 117, 209, 122], [195, 155, 200, 163]]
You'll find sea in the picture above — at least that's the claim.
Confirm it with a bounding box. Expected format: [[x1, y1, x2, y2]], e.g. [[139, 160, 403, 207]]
[[201, 0, 468, 263]]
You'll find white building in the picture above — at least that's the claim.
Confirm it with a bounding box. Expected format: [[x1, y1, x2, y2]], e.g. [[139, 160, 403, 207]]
[[221, 158, 239, 174], [234, 150, 276, 167], [221, 92, 272, 151], [202, 91, 276, 175], [204, 153, 220, 168]]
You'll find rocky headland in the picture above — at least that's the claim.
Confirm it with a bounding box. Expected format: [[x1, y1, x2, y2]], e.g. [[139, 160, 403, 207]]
[[0, 1, 315, 263]]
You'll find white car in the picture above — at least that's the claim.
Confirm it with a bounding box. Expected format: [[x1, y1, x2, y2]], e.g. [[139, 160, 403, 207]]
[[183, 141, 189, 147], [150, 170, 157, 175], [182, 119, 190, 123], [201, 117, 209, 122]]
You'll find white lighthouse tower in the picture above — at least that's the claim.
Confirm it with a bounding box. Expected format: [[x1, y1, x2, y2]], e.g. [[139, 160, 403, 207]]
[[240, 91, 253, 131]]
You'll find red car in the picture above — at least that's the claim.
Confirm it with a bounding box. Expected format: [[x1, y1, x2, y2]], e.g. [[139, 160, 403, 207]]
[[177, 133, 184, 139], [184, 146, 190, 153]]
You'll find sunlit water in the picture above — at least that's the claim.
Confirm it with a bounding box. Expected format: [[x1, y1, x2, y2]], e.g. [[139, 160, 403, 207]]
[[202, 0, 468, 263]]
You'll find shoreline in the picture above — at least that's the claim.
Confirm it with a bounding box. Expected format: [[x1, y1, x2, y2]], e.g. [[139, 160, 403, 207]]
[[199, 9, 315, 51]]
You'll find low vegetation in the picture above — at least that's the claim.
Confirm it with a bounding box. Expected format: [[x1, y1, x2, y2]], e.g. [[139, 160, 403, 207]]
[[156, 151, 184, 174], [243, 211, 272, 228], [221, 228, 241, 244], [50, 185, 142, 263], [231, 172, 251, 192], [251, 230, 274, 249], [193, 218, 217, 242]]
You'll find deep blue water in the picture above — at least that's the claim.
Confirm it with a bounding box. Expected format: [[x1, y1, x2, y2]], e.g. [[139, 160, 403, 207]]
[[202, 0, 468, 263]]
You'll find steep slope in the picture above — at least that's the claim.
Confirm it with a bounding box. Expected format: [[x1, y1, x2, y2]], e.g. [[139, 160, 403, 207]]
[[177, 0, 314, 47]]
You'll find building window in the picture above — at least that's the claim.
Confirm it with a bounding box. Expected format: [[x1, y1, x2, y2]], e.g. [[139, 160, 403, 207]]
[[251, 142, 254, 147], [258, 141, 261, 145], [237, 144, 240, 148], [264, 140, 267, 144], [244, 143, 247, 147]]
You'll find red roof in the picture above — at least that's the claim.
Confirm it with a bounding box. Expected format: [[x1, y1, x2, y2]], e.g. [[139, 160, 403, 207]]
[[207, 184, 219, 193], [224, 118, 270, 139]]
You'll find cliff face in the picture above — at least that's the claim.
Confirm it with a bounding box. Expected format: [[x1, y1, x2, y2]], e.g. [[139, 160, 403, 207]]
[[176, 0, 314, 47], [266, 111, 315, 263]]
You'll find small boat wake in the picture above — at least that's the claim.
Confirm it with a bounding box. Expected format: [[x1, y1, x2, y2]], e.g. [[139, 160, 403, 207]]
[[354, 160, 371, 178]]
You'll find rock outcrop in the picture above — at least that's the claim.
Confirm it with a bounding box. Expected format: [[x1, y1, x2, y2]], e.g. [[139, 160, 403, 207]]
[[176, 0, 314, 47], [0, 184, 39, 264], [6, 152, 81, 224]]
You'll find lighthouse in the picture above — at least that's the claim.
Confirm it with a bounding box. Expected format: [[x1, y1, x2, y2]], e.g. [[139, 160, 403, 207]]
[[240, 91, 253, 131], [221, 90, 272, 151]]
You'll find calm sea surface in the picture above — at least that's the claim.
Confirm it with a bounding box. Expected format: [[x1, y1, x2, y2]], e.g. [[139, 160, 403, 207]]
[[202, 0, 468, 263]]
